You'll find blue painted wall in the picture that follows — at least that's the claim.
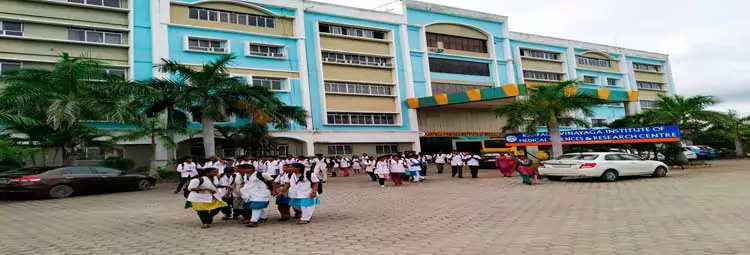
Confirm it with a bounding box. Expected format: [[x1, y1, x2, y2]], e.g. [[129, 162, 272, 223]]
[[591, 105, 626, 119], [303, 12, 410, 131], [132, 0, 152, 81]]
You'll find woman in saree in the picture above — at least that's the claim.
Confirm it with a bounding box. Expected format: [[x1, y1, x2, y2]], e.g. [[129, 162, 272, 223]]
[[495, 153, 514, 177], [515, 154, 537, 185]]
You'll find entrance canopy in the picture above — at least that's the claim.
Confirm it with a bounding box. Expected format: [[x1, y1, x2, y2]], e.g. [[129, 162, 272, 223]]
[[406, 84, 640, 109]]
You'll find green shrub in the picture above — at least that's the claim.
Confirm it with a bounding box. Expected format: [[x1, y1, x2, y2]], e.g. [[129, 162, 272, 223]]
[[102, 157, 136, 172], [157, 167, 180, 181]]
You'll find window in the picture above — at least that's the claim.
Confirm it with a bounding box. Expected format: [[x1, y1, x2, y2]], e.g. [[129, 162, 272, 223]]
[[319, 24, 386, 40], [327, 144, 353, 155], [67, 0, 122, 8], [61, 167, 95, 175], [583, 76, 597, 84], [520, 49, 559, 60], [67, 28, 123, 45], [637, 81, 664, 91], [426, 33, 487, 53], [104, 68, 127, 79], [606, 78, 618, 86], [247, 44, 284, 57], [0, 21, 23, 36], [604, 154, 620, 161], [640, 100, 658, 109], [187, 7, 275, 28], [376, 144, 399, 154], [428, 58, 490, 76], [251, 76, 286, 91], [577, 56, 611, 67], [321, 52, 391, 67], [591, 119, 608, 127], [187, 38, 226, 53], [93, 167, 121, 175], [554, 154, 599, 160], [619, 154, 643, 161], [277, 144, 289, 157], [633, 63, 660, 72], [523, 70, 562, 81], [0, 61, 22, 74], [324, 81, 393, 96], [326, 112, 397, 125]]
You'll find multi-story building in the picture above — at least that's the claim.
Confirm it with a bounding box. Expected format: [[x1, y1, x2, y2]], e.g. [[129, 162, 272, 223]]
[[1, 0, 676, 165]]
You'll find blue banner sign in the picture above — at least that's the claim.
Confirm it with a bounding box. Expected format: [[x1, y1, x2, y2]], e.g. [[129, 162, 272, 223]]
[[504, 125, 682, 146]]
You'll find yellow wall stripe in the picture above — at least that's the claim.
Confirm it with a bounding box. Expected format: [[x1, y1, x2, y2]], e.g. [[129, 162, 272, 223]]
[[466, 89, 481, 101], [434, 93, 449, 105], [597, 88, 611, 100], [563, 85, 578, 97], [406, 98, 419, 109], [501, 84, 520, 97], [627, 91, 640, 102]]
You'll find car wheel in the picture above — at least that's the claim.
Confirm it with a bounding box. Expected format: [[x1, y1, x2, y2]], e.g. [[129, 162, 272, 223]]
[[49, 185, 74, 199], [545, 176, 563, 181], [137, 179, 152, 191], [653, 166, 668, 177], [601, 170, 618, 182]]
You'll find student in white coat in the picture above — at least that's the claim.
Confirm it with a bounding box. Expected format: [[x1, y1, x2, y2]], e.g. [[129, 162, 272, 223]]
[[175, 156, 199, 194], [185, 168, 228, 228], [312, 154, 328, 182], [407, 154, 424, 182], [201, 155, 228, 175], [238, 164, 277, 228], [213, 172, 233, 220], [373, 156, 391, 187], [465, 152, 482, 178], [339, 156, 351, 177], [448, 151, 465, 178], [433, 151, 448, 174], [351, 155, 362, 175], [389, 155, 407, 186], [281, 163, 321, 225], [229, 167, 249, 221]]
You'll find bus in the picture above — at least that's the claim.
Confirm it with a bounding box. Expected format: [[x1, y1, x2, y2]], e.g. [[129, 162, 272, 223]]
[[481, 138, 550, 160]]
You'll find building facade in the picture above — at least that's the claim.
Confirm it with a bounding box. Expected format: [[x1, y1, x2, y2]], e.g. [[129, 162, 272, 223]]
[[0, 0, 675, 163]]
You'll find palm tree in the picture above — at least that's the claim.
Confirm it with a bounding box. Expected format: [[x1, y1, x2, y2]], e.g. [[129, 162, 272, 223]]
[[494, 80, 607, 158], [710, 110, 750, 157], [115, 116, 180, 175], [639, 95, 719, 142], [153, 54, 307, 156], [0, 53, 149, 130]]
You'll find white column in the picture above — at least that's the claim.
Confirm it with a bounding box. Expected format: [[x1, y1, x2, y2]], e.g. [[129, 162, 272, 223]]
[[127, 0, 134, 80], [305, 140, 315, 157], [664, 58, 677, 95], [565, 47, 577, 80], [399, 23, 419, 132], [489, 38, 501, 86], [419, 27, 432, 96], [513, 45, 524, 84], [294, 7, 313, 130], [151, 0, 170, 79], [503, 38, 516, 84]]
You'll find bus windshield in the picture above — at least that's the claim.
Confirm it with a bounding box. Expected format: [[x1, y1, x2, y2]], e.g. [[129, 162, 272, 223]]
[[483, 139, 506, 148]]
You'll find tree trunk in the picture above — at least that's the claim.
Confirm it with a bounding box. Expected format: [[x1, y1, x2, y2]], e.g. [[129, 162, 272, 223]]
[[548, 122, 564, 158], [149, 135, 157, 176], [62, 146, 75, 166], [201, 116, 216, 157], [734, 135, 744, 157]]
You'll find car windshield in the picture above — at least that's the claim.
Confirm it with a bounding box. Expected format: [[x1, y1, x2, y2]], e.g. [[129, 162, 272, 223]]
[[554, 154, 599, 160], [0, 167, 56, 176]]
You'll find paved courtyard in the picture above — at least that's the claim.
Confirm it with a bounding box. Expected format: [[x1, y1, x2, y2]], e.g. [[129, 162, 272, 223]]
[[2, 160, 750, 255]]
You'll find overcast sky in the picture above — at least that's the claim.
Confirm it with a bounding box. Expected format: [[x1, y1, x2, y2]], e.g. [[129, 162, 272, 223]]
[[319, 0, 750, 113]]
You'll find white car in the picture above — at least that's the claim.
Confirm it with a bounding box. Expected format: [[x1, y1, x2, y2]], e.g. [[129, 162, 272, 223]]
[[539, 152, 669, 182], [681, 147, 698, 160]]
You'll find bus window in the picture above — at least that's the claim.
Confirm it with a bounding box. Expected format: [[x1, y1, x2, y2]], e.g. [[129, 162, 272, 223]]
[[483, 139, 505, 148]]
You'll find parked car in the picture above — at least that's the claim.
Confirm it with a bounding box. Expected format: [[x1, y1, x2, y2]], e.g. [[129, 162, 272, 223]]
[[539, 152, 669, 182], [0, 166, 156, 199], [685, 146, 715, 159], [479, 153, 500, 169], [682, 147, 698, 160]]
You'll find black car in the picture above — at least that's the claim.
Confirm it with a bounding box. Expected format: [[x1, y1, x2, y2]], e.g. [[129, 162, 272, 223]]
[[479, 153, 501, 169], [0, 166, 156, 199]]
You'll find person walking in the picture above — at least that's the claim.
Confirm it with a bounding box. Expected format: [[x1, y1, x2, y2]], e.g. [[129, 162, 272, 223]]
[[373, 156, 391, 187], [185, 168, 228, 229], [433, 151, 447, 174], [283, 163, 321, 225], [496, 153, 514, 177], [448, 151, 465, 178], [201, 155, 228, 175], [515, 154, 538, 185], [363, 155, 377, 182], [175, 156, 199, 194], [339, 156, 351, 177], [407, 154, 423, 182], [465, 152, 482, 178], [274, 165, 301, 221], [238, 164, 277, 228], [389, 155, 406, 186], [351, 155, 362, 175]]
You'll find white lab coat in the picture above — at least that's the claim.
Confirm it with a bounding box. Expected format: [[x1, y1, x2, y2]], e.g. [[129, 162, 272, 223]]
[[186, 176, 221, 203], [449, 154, 465, 166], [374, 161, 390, 175], [240, 172, 274, 202], [202, 160, 228, 174], [433, 154, 447, 164], [465, 155, 481, 166], [176, 162, 198, 178], [389, 159, 406, 173], [287, 173, 320, 199]]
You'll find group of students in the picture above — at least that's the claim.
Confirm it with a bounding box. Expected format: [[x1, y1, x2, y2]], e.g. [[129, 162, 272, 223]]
[[431, 151, 483, 178], [368, 153, 429, 187], [179, 156, 324, 229]]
